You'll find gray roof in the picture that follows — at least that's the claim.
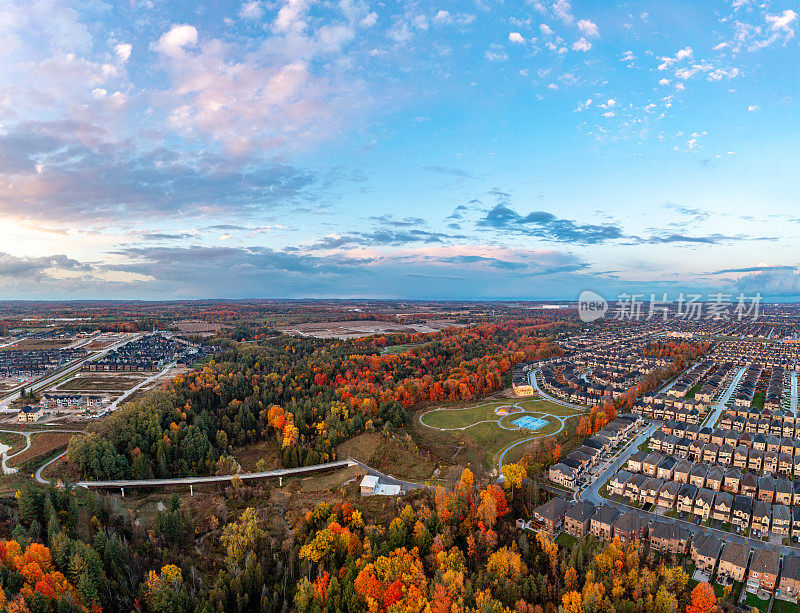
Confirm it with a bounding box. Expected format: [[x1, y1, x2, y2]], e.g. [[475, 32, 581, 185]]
[[565, 500, 596, 523], [693, 533, 722, 559], [720, 541, 747, 568], [592, 505, 621, 527], [781, 553, 800, 582], [534, 497, 570, 522]]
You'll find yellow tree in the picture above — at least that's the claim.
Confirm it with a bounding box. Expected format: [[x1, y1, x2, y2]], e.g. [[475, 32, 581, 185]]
[[501, 463, 526, 499], [562, 591, 583, 613]]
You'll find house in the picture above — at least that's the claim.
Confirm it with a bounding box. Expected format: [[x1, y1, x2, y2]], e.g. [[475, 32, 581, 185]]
[[771, 504, 790, 536], [649, 522, 690, 555], [612, 512, 647, 543], [752, 501, 772, 535], [694, 488, 715, 521], [733, 446, 749, 469], [564, 501, 596, 537], [642, 477, 664, 506], [741, 473, 758, 498], [610, 471, 633, 496], [718, 541, 748, 583], [590, 505, 620, 541], [724, 466, 741, 494], [778, 553, 800, 600], [689, 463, 708, 488], [703, 443, 719, 465], [747, 548, 780, 593], [643, 453, 664, 477], [678, 483, 698, 514], [733, 495, 753, 531], [624, 474, 648, 503], [706, 466, 724, 492], [792, 507, 800, 541], [775, 477, 793, 506], [718, 443, 734, 465], [627, 450, 647, 473], [748, 448, 763, 472], [713, 491, 733, 522], [764, 451, 779, 475], [657, 480, 680, 509], [673, 459, 692, 484], [533, 498, 570, 533], [549, 463, 577, 488], [17, 405, 44, 422], [758, 476, 776, 503], [360, 475, 401, 496], [656, 456, 677, 481], [691, 534, 722, 574]]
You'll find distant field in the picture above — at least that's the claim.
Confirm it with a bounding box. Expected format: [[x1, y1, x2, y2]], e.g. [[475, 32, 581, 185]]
[[56, 374, 145, 391], [1, 339, 73, 351]]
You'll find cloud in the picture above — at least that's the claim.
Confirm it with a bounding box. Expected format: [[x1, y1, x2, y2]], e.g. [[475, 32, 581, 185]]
[[0, 121, 316, 222], [114, 43, 132, 63], [552, 0, 573, 24], [710, 265, 796, 274], [152, 24, 198, 58], [577, 19, 599, 37], [572, 37, 591, 52], [0, 252, 91, 278], [747, 104, 760, 112], [423, 165, 479, 180], [734, 268, 800, 296], [766, 9, 797, 39], [539, 24, 554, 36], [476, 204, 624, 244], [239, 1, 264, 20], [508, 32, 525, 44]]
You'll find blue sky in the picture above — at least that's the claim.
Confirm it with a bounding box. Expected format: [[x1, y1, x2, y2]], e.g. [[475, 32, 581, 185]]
[[1, 0, 799, 300]]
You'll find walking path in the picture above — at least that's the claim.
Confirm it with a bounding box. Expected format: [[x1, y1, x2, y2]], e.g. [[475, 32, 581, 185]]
[[0, 428, 83, 475], [704, 366, 746, 429]]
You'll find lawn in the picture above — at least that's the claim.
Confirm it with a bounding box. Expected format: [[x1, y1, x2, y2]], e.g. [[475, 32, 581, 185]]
[[0, 431, 26, 454], [555, 533, 579, 548], [772, 598, 799, 613], [745, 593, 770, 612], [419, 398, 582, 429], [56, 374, 146, 391]]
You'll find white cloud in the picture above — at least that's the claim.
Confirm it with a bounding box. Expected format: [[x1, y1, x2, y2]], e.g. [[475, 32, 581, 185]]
[[433, 10, 450, 24], [239, 1, 264, 20], [658, 78, 670, 85], [552, 0, 573, 24], [361, 12, 378, 27], [620, 50, 635, 62], [577, 19, 599, 37], [114, 43, 132, 63], [658, 47, 692, 70], [539, 23, 553, 36], [508, 32, 525, 44], [766, 9, 797, 38], [273, 0, 311, 34], [572, 37, 591, 52], [153, 24, 198, 58], [747, 104, 760, 112]]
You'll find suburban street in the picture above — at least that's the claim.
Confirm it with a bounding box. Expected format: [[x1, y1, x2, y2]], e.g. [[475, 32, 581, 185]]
[[0, 333, 143, 410], [703, 366, 746, 429], [578, 367, 800, 557]]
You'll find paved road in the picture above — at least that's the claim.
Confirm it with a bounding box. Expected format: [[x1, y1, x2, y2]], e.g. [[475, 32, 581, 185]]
[[0, 334, 142, 409], [704, 366, 746, 429], [580, 368, 800, 557], [100, 360, 177, 414], [527, 370, 589, 412], [0, 428, 83, 476]]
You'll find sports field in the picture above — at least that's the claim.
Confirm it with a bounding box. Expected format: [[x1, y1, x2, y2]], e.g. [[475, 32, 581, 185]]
[[417, 396, 585, 470]]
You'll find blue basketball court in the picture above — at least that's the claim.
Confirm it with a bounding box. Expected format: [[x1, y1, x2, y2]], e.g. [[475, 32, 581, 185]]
[[511, 416, 548, 431]]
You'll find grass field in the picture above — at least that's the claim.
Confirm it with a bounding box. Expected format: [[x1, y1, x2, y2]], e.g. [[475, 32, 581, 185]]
[[0, 431, 26, 454], [415, 394, 585, 470], [744, 593, 770, 612]]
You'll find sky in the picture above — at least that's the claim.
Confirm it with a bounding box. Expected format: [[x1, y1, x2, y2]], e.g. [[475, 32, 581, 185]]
[[1, 0, 800, 301]]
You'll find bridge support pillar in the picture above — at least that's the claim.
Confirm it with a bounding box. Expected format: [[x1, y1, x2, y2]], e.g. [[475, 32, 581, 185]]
[[279, 477, 283, 487], [190, 484, 193, 496], [121, 487, 125, 498]]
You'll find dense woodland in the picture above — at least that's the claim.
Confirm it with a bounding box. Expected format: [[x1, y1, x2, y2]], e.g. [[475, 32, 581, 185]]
[[0, 468, 727, 613], [68, 320, 567, 480]]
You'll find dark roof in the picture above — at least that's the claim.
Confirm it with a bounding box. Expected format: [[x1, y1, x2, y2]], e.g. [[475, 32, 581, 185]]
[[565, 500, 596, 523], [534, 498, 569, 522], [592, 505, 620, 527]]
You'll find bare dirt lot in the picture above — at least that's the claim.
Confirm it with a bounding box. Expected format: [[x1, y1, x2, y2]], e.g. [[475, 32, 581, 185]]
[[56, 374, 147, 392], [0, 339, 74, 351], [279, 319, 443, 339]]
